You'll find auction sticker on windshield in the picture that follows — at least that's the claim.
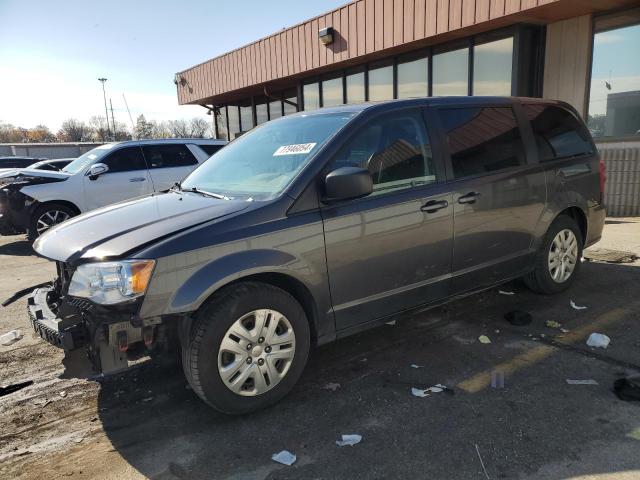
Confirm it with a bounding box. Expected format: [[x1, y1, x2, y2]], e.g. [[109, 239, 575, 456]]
[[273, 143, 317, 156]]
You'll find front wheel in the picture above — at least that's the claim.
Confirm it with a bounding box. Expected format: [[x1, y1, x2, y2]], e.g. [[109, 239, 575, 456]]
[[182, 282, 310, 414], [28, 203, 76, 240], [524, 215, 583, 294]]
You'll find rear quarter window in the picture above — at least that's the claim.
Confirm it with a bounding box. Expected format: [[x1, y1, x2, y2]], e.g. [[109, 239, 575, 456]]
[[200, 144, 224, 156], [522, 105, 593, 162]]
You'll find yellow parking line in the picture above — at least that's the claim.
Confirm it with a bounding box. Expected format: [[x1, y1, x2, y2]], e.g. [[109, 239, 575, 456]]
[[457, 308, 629, 393]]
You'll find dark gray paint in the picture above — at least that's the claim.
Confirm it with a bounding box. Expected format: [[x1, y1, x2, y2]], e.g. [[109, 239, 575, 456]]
[[33, 97, 605, 346]]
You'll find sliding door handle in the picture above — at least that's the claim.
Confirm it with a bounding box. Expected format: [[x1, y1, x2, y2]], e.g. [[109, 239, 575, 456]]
[[129, 177, 146, 182], [458, 191, 480, 204], [420, 199, 449, 213]]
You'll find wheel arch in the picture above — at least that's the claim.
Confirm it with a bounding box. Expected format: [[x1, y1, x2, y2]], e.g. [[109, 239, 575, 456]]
[[35, 199, 81, 216], [556, 206, 587, 245]]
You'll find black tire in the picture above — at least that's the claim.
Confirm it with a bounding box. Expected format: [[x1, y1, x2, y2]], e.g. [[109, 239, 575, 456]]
[[182, 282, 310, 414], [28, 203, 76, 240], [524, 215, 583, 294]]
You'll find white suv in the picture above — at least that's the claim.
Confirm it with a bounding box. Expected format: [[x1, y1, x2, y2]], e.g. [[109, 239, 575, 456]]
[[0, 139, 226, 239]]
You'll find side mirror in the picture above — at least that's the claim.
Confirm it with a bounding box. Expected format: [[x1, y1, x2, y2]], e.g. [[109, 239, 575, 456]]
[[323, 167, 373, 202], [87, 163, 109, 180]]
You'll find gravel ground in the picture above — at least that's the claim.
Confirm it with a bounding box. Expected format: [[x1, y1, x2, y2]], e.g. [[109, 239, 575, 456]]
[[1, 219, 639, 480]]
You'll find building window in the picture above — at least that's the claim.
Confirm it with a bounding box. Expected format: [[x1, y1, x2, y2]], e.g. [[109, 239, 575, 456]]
[[322, 74, 344, 107], [588, 15, 640, 138], [473, 37, 513, 96], [239, 102, 253, 132], [397, 54, 429, 99], [255, 100, 268, 125], [433, 46, 469, 96], [215, 107, 229, 141], [283, 89, 298, 115], [228, 105, 240, 139], [269, 98, 283, 119], [346, 67, 365, 104], [303, 82, 320, 111], [368, 61, 394, 101]]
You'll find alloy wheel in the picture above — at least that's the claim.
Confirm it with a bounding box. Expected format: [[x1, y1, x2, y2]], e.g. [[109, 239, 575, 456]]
[[36, 210, 70, 235], [217, 309, 296, 396], [548, 228, 578, 283]]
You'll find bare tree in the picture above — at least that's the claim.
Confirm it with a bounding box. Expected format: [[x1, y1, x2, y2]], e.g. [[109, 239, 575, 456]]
[[89, 116, 110, 142], [168, 118, 210, 138], [152, 121, 173, 139], [57, 119, 89, 142], [134, 114, 154, 139], [26, 125, 56, 142]]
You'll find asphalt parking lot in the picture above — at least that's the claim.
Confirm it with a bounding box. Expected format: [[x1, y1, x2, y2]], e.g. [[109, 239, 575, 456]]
[[1, 219, 639, 480]]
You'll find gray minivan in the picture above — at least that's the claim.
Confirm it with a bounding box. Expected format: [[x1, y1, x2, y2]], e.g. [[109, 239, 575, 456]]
[[28, 97, 605, 414]]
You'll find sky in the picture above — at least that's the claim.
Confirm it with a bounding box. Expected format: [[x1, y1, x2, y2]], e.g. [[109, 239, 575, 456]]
[[0, 0, 346, 131]]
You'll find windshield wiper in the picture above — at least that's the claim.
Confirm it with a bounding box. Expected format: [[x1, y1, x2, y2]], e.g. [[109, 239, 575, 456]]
[[189, 187, 229, 200]]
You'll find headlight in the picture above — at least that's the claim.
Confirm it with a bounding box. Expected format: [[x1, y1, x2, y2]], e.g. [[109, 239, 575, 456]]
[[68, 260, 155, 305]]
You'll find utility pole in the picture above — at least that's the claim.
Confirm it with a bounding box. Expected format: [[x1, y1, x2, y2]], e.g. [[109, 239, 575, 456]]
[[122, 93, 135, 138], [109, 99, 116, 140], [98, 78, 111, 140]]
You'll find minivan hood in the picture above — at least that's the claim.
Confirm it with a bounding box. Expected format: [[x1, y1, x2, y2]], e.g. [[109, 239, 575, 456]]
[[33, 191, 249, 262]]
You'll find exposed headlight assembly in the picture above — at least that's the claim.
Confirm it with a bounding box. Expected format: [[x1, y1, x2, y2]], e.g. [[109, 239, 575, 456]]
[[68, 260, 155, 305]]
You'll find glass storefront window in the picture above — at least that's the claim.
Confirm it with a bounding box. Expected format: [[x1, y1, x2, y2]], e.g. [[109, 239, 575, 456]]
[[397, 55, 429, 99], [473, 37, 513, 96], [433, 47, 469, 96], [255, 102, 268, 125], [322, 75, 344, 107], [269, 99, 282, 119], [368, 62, 393, 101], [303, 82, 320, 111], [239, 104, 253, 132], [346, 68, 365, 104], [283, 89, 298, 115], [227, 105, 240, 139], [215, 107, 228, 141], [588, 22, 640, 138]]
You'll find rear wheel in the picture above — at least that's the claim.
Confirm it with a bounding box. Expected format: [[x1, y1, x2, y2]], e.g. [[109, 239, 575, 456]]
[[28, 203, 76, 240], [182, 282, 310, 414], [524, 215, 583, 294]]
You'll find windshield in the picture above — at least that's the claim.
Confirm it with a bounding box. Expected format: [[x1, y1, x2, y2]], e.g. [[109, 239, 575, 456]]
[[181, 112, 355, 200], [62, 143, 116, 174]]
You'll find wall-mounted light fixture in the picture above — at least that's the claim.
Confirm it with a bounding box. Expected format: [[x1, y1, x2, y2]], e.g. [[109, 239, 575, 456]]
[[319, 26, 334, 45], [174, 73, 187, 86]]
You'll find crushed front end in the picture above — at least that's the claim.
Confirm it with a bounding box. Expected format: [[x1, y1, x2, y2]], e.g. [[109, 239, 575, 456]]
[[28, 260, 168, 374]]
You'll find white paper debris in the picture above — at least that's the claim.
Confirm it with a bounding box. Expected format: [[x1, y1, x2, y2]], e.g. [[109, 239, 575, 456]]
[[336, 434, 362, 447], [478, 335, 491, 344], [272, 450, 297, 466], [570, 300, 588, 310], [410, 364, 423, 369], [586, 333, 610, 349], [498, 290, 515, 296], [566, 379, 599, 385], [273, 143, 316, 156], [385, 320, 396, 325], [411, 384, 448, 397], [411, 387, 430, 398], [0, 329, 23, 346], [322, 382, 341, 391]]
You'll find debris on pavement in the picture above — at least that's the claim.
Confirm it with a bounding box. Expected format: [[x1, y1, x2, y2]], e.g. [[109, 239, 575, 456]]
[[570, 300, 588, 310], [322, 382, 341, 391], [59, 390, 67, 398], [546, 320, 562, 329], [504, 311, 532, 326], [566, 379, 599, 385], [560, 328, 570, 333], [411, 384, 449, 397], [0, 329, 23, 346], [627, 427, 640, 441], [475, 444, 490, 480], [613, 374, 640, 402], [0, 380, 34, 398], [586, 333, 611, 349], [498, 290, 515, 296], [336, 434, 362, 447], [491, 370, 505, 389], [272, 450, 297, 466], [478, 335, 492, 344], [385, 320, 396, 325], [410, 364, 423, 369]]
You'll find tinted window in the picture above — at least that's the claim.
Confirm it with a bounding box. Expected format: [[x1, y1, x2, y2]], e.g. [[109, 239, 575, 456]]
[[397, 55, 428, 99], [303, 82, 320, 111], [200, 144, 224, 156], [103, 146, 147, 173], [523, 105, 593, 161], [330, 109, 435, 195], [0, 158, 35, 168], [368, 62, 394, 101], [433, 47, 469, 96], [439, 107, 526, 178], [322, 75, 343, 107], [142, 144, 198, 169], [346, 68, 365, 104], [473, 37, 513, 96]]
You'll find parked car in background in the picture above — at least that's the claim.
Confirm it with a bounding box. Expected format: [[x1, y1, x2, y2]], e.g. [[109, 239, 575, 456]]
[[0, 156, 46, 169], [27, 97, 605, 414], [0, 139, 226, 238], [28, 158, 74, 171]]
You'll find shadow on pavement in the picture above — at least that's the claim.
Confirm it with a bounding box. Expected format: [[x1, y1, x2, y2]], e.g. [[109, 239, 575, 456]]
[[0, 238, 33, 257], [91, 260, 640, 479]]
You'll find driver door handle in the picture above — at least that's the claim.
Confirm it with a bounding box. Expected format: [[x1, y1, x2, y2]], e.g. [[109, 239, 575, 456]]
[[129, 177, 146, 182], [420, 199, 449, 213], [458, 191, 480, 204]]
